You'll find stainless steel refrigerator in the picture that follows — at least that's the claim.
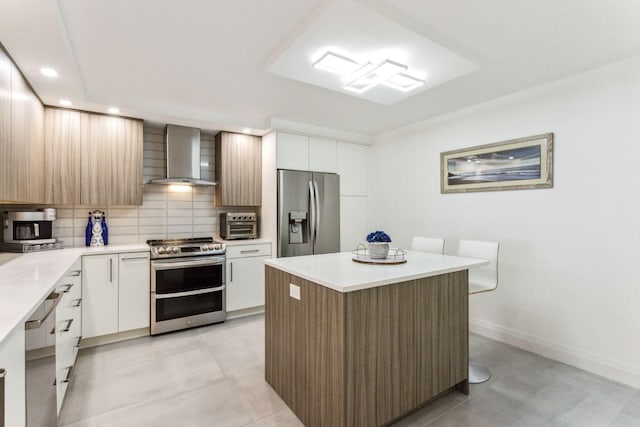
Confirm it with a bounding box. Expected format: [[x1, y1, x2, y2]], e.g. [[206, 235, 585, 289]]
[[277, 169, 340, 257]]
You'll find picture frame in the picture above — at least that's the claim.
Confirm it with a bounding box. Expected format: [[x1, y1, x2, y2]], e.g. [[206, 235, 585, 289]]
[[441, 133, 553, 194]]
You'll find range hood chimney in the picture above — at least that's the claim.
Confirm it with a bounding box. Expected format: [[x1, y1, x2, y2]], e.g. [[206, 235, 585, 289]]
[[147, 124, 216, 186]]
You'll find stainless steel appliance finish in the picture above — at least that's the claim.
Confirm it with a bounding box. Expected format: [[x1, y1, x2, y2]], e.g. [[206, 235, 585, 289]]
[[146, 125, 217, 186], [220, 212, 258, 240], [148, 237, 226, 335], [0, 241, 64, 253], [277, 170, 340, 257], [3, 209, 57, 244]]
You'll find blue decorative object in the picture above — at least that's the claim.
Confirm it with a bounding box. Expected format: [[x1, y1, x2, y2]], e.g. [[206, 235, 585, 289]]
[[366, 231, 392, 243], [102, 215, 109, 245], [85, 214, 92, 247]]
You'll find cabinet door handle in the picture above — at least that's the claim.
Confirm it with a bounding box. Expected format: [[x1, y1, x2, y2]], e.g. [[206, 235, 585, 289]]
[[25, 291, 62, 330], [120, 256, 148, 261], [109, 258, 113, 283], [63, 365, 74, 383], [1, 367, 6, 426], [73, 298, 82, 308], [62, 319, 74, 332], [230, 262, 233, 282], [61, 284, 73, 293], [70, 270, 82, 277], [75, 336, 82, 348], [240, 249, 260, 254]]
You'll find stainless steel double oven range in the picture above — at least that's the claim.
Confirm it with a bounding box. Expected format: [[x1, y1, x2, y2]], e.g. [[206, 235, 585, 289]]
[[148, 237, 226, 335]]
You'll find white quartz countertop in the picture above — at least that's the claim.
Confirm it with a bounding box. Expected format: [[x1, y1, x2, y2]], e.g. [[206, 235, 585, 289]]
[[264, 250, 489, 293], [0, 244, 149, 344]]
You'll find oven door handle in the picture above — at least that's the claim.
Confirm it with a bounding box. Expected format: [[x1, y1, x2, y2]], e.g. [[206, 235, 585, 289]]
[[152, 258, 225, 270], [154, 286, 225, 299]]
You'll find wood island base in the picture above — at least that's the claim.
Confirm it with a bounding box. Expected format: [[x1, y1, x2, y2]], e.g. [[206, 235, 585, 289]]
[[265, 265, 469, 427]]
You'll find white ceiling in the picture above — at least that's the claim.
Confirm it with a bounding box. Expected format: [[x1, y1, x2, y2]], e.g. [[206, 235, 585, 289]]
[[1, 0, 639, 141]]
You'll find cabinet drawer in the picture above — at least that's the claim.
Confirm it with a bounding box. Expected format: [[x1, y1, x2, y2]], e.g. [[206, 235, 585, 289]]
[[226, 244, 272, 259]]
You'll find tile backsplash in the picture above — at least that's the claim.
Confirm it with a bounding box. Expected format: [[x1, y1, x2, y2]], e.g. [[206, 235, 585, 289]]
[[2, 124, 256, 247]]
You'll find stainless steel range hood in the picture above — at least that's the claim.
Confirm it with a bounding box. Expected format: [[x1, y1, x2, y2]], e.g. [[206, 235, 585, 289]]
[[146, 124, 217, 186]]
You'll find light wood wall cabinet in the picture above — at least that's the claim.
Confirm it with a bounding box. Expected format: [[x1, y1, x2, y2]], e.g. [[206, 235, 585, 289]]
[[44, 107, 144, 206], [82, 114, 143, 206], [44, 108, 84, 204], [0, 48, 12, 202], [215, 131, 262, 206], [0, 46, 45, 203]]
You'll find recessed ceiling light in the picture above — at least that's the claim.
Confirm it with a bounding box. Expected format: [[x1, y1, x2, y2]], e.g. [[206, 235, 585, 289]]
[[59, 99, 72, 107], [344, 60, 407, 94], [312, 51, 361, 76], [108, 107, 120, 114], [242, 128, 252, 134], [40, 67, 58, 78], [382, 73, 425, 92]]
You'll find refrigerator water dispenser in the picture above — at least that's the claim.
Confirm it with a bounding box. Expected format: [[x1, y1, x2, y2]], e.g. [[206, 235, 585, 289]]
[[288, 210, 308, 244]]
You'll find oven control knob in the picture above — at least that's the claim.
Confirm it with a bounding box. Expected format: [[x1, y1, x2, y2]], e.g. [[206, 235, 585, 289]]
[[158, 247, 166, 254], [169, 246, 179, 254], [204, 245, 212, 251]]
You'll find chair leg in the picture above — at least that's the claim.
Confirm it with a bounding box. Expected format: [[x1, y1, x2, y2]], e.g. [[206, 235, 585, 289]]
[[469, 360, 491, 384]]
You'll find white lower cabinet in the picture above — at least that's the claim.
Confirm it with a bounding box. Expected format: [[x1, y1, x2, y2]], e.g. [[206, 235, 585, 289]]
[[226, 243, 271, 312], [82, 254, 119, 338], [0, 325, 26, 427], [23, 258, 83, 418], [54, 259, 83, 413], [82, 251, 150, 339], [118, 253, 150, 331]]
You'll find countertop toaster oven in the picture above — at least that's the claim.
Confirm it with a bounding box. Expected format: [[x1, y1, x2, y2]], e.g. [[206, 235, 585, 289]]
[[220, 212, 257, 240]]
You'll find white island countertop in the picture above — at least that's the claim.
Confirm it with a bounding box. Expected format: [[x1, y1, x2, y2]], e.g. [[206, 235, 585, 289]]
[[0, 244, 149, 344], [264, 250, 488, 293]]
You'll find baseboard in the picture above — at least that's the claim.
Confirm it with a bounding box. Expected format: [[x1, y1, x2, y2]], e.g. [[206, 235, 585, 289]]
[[227, 306, 265, 320], [79, 328, 150, 349], [469, 317, 640, 388]]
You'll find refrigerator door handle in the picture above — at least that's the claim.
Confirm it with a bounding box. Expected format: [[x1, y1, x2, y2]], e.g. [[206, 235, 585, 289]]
[[309, 180, 316, 246], [313, 180, 320, 241]]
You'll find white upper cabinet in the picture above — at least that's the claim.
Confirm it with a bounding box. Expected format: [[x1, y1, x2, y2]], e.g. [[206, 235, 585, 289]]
[[337, 142, 368, 196], [308, 137, 337, 173], [277, 132, 309, 171], [277, 132, 339, 173]]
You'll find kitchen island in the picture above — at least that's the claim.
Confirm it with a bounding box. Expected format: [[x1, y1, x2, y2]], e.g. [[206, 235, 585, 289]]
[[264, 250, 488, 427]]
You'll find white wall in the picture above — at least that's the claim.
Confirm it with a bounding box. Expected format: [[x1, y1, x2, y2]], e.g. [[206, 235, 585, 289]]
[[369, 55, 640, 387]]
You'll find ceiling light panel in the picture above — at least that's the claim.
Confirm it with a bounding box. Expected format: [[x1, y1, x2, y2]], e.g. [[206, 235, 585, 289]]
[[108, 107, 120, 114], [59, 99, 72, 106], [344, 60, 407, 94], [312, 51, 361, 76], [382, 73, 425, 92]]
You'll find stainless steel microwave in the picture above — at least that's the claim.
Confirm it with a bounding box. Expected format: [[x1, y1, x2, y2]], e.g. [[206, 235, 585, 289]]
[[3, 209, 57, 244]]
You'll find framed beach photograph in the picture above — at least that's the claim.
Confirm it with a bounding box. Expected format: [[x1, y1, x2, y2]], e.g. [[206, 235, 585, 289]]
[[441, 133, 553, 193]]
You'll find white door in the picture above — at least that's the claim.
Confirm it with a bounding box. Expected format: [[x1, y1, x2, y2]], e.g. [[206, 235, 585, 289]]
[[226, 256, 267, 311], [82, 254, 119, 338], [118, 252, 150, 331]]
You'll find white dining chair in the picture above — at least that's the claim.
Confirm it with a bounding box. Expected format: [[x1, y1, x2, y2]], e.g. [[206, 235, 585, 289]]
[[457, 239, 500, 384], [411, 236, 445, 254]]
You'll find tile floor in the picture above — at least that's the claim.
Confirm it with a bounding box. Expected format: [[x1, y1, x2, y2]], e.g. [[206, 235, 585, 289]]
[[55, 314, 639, 426]]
